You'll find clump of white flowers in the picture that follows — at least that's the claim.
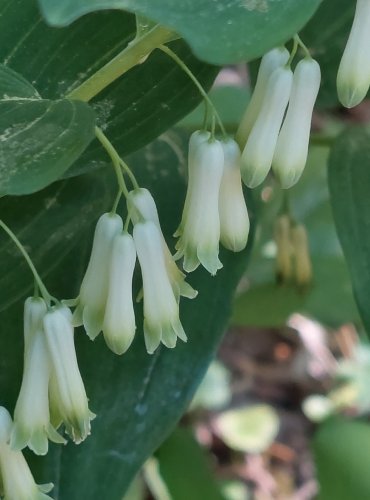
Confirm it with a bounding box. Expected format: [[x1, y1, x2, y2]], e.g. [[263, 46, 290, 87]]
[[337, 0, 370, 108], [239, 43, 320, 188], [0, 33, 323, 496]]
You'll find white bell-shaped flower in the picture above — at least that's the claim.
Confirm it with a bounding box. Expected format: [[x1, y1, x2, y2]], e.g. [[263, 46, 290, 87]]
[[10, 298, 65, 456], [43, 306, 94, 444], [236, 47, 290, 148], [219, 138, 250, 252], [241, 66, 293, 188], [337, 0, 370, 108], [127, 188, 197, 299], [272, 58, 321, 188], [174, 138, 224, 275], [0, 407, 53, 500], [133, 220, 186, 354], [73, 212, 123, 339], [102, 232, 137, 355], [174, 130, 211, 238]]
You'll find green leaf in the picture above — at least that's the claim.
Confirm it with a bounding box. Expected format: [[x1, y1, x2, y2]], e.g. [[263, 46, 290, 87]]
[[37, 0, 321, 64], [0, 98, 95, 195], [232, 145, 359, 328], [313, 418, 370, 500], [0, 3, 218, 181], [328, 127, 370, 336], [0, 130, 253, 499], [155, 427, 225, 500], [0, 64, 40, 98]]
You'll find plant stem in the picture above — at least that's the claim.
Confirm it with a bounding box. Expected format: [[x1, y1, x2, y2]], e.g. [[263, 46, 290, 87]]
[[120, 159, 139, 189], [295, 34, 311, 58], [67, 25, 174, 102], [95, 126, 129, 197], [0, 220, 52, 304], [287, 36, 299, 66], [158, 44, 227, 138]]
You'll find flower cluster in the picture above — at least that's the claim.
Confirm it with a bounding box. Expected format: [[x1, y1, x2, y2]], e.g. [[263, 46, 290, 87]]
[[0, 36, 322, 497], [238, 47, 321, 189], [337, 0, 370, 108], [0, 298, 94, 498], [73, 192, 194, 355], [175, 132, 250, 275]]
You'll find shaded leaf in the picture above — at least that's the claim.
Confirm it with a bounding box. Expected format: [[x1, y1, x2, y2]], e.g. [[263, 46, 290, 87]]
[[313, 418, 370, 500], [155, 427, 225, 500], [328, 126, 370, 335], [38, 0, 321, 65], [0, 64, 39, 98], [0, 98, 95, 195]]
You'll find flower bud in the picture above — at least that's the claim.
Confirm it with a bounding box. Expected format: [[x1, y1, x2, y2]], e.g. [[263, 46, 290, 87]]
[[175, 130, 211, 238], [291, 224, 312, 287], [73, 213, 123, 339], [10, 298, 65, 456], [236, 47, 290, 148], [0, 407, 53, 500], [102, 232, 136, 355], [272, 58, 321, 188], [274, 215, 293, 282], [174, 139, 224, 275], [43, 306, 94, 444], [337, 0, 370, 108], [127, 188, 197, 300], [219, 138, 250, 251], [133, 220, 186, 354], [241, 66, 293, 188]]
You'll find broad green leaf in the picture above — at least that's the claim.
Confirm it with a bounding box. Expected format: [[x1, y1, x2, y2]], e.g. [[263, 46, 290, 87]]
[[0, 2, 218, 183], [0, 130, 254, 499], [38, 0, 321, 65], [155, 427, 225, 500], [0, 98, 95, 195], [328, 127, 370, 336], [0, 64, 40, 98], [232, 145, 359, 328], [313, 418, 370, 500]]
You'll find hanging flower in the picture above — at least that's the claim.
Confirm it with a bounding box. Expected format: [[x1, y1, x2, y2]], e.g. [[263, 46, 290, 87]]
[[241, 66, 293, 188], [174, 130, 211, 238], [272, 58, 321, 188], [174, 138, 224, 275], [0, 406, 53, 500], [102, 232, 137, 355], [236, 46, 290, 148], [219, 138, 250, 252], [43, 305, 94, 444], [73, 212, 123, 339], [127, 188, 197, 300], [133, 220, 186, 354], [337, 0, 370, 108], [10, 298, 65, 456]]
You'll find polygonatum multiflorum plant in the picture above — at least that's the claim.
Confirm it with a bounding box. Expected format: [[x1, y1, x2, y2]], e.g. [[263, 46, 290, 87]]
[[1, 0, 370, 498]]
